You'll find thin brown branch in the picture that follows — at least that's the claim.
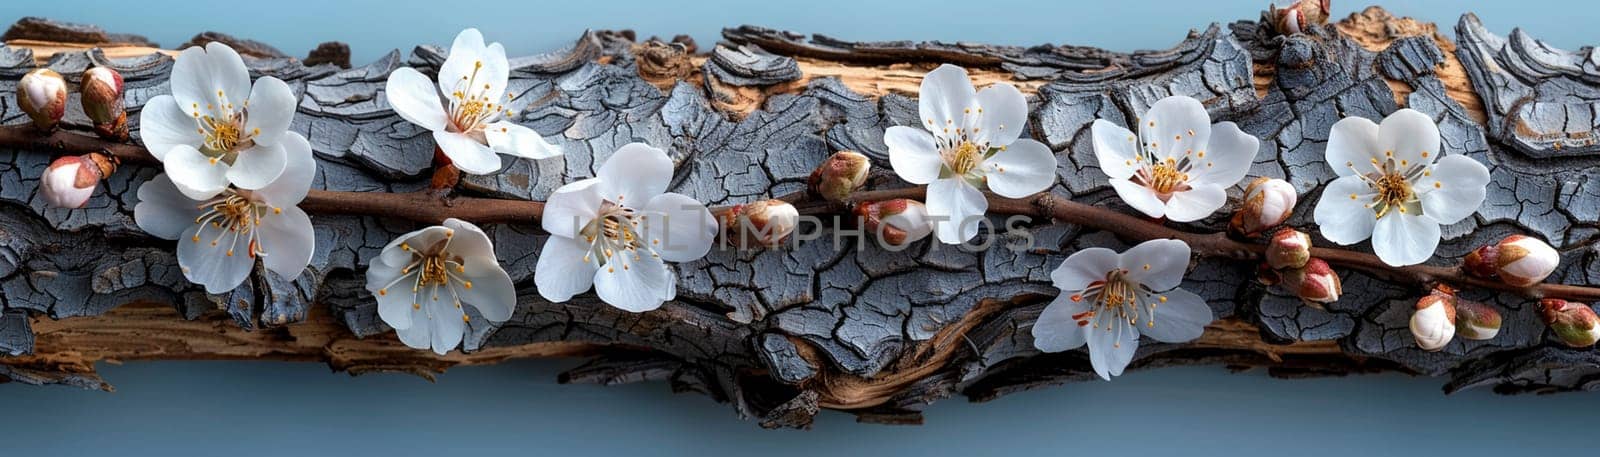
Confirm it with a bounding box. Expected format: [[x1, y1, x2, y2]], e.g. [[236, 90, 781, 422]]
[[5, 124, 1598, 302]]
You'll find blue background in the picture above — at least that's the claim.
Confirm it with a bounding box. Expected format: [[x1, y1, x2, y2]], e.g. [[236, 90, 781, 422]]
[[2, 1, 1597, 455]]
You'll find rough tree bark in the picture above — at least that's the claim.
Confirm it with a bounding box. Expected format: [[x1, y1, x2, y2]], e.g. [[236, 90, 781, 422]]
[[1, 7, 1598, 428]]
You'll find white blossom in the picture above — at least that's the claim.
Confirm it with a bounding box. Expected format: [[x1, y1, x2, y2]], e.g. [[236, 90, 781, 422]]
[[366, 218, 516, 355], [535, 143, 716, 312], [1092, 95, 1260, 222], [1312, 109, 1491, 266], [1032, 239, 1212, 380], [140, 42, 300, 200], [384, 28, 562, 175], [135, 133, 317, 293], [885, 64, 1057, 244]]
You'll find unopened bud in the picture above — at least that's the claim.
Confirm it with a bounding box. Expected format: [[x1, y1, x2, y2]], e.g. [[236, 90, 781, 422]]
[[1540, 299, 1600, 348], [1231, 177, 1296, 238], [1281, 257, 1340, 308], [80, 66, 127, 141], [1409, 287, 1457, 352], [809, 151, 870, 202], [17, 68, 68, 131], [1265, 228, 1311, 270], [722, 199, 799, 249], [1464, 234, 1559, 288], [1270, 0, 1330, 35], [40, 152, 116, 209], [857, 199, 932, 247], [1454, 299, 1502, 341]]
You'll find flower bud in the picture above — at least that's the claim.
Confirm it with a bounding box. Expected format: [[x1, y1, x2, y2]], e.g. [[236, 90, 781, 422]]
[[1281, 257, 1340, 308], [17, 68, 68, 132], [809, 151, 870, 202], [1464, 235, 1560, 288], [1409, 288, 1457, 352], [39, 152, 116, 209], [80, 66, 128, 141], [857, 199, 933, 247], [1270, 0, 1330, 35], [1454, 299, 1502, 341], [1265, 227, 1311, 270], [1540, 299, 1600, 348], [1230, 177, 1297, 238], [722, 199, 799, 249]]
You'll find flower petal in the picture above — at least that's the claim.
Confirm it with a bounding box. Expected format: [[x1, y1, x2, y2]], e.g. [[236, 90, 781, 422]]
[[917, 64, 978, 140], [243, 76, 296, 146], [426, 293, 465, 355], [164, 144, 230, 200], [383, 67, 447, 132], [596, 143, 672, 207], [393, 302, 432, 350], [478, 42, 511, 102], [258, 206, 314, 278], [1371, 212, 1441, 266], [138, 95, 202, 161], [981, 139, 1056, 198], [1313, 176, 1379, 245], [1091, 119, 1140, 180], [534, 236, 599, 303], [369, 268, 416, 331], [972, 82, 1027, 147], [225, 141, 287, 190], [1377, 108, 1438, 168], [1120, 238, 1191, 292], [176, 223, 255, 294], [485, 121, 562, 159], [1188, 121, 1257, 186], [1032, 294, 1090, 353], [1137, 288, 1211, 343], [134, 174, 202, 240], [1109, 178, 1166, 218], [434, 130, 502, 175], [641, 192, 716, 263], [542, 178, 603, 239], [1417, 154, 1490, 225], [1141, 96, 1210, 160], [1051, 247, 1119, 291], [459, 255, 516, 323], [1325, 116, 1382, 177], [1162, 184, 1227, 222], [254, 132, 316, 207], [926, 177, 987, 244], [441, 218, 496, 260], [437, 28, 488, 97], [171, 43, 250, 120], [594, 253, 674, 312], [885, 126, 943, 185], [1086, 316, 1139, 380]]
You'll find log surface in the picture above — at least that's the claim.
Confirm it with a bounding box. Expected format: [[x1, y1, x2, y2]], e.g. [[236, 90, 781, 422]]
[[1, 8, 1598, 427]]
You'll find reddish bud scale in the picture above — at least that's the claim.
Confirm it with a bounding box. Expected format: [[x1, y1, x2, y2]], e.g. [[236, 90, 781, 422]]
[[809, 151, 871, 202], [1540, 299, 1600, 348]]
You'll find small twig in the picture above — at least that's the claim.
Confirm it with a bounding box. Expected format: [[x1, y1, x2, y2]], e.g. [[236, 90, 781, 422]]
[[5, 124, 1598, 302]]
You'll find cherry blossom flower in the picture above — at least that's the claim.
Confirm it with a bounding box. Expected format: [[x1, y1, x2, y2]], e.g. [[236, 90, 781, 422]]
[[1092, 96, 1260, 222], [1032, 239, 1212, 380], [535, 143, 716, 312], [1312, 109, 1491, 266], [884, 64, 1057, 244], [134, 133, 317, 294], [366, 218, 516, 355], [384, 28, 562, 175], [139, 42, 300, 200]]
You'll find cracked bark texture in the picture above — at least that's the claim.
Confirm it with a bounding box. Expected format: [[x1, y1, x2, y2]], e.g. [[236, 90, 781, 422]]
[[2, 8, 1599, 428]]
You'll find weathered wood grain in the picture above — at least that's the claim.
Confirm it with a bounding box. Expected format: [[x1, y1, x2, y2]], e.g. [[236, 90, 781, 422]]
[[1, 8, 1598, 428]]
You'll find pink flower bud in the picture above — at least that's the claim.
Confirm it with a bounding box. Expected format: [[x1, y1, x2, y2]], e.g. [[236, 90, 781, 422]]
[[857, 199, 932, 247], [1281, 257, 1339, 308], [1409, 287, 1457, 352], [1454, 299, 1502, 341], [1265, 227, 1311, 270], [722, 199, 799, 249], [17, 68, 68, 131], [1270, 0, 1330, 35], [40, 153, 115, 209], [80, 66, 127, 141], [1231, 177, 1296, 238], [1541, 299, 1600, 348], [1463, 235, 1560, 287], [809, 151, 870, 202]]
